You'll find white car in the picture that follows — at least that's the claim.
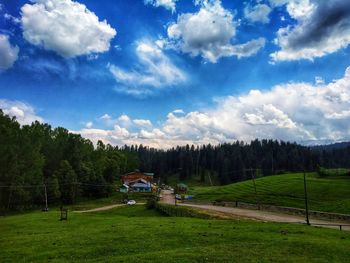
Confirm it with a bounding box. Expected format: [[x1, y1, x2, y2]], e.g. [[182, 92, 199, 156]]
[[127, 200, 136, 205]]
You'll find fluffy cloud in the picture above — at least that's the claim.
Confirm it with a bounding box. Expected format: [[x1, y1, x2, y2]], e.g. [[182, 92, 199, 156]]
[[0, 34, 19, 70], [0, 99, 43, 125], [85, 121, 93, 128], [108, 40, 186, 96], [75, 66, 350, 148], [144, 0, 178, 13], [271, 0, 350, 61], [166, 0, 266, 63], [133, 119, 152, 127], [21, 0, 116, 58], [4, 13, 21, 24], [244, 3, 272, 24]]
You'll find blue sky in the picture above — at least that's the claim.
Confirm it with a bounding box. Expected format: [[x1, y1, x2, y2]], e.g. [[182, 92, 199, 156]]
[[1, 0, 350, 148]]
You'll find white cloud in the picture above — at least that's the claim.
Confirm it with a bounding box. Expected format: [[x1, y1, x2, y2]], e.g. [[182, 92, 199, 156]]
[[133, 119, 152, 127], [21, 0, 116, 58], [166, 0, 265, 63], [0, 99, 43, 125], [244, 3, 272, 24], [4, 13, 21, 24], [172, 109, 185, 114], [118, 114, 132, 127], [109, 40, 186, 96], [75, 66, 350, 148], [85, 121, 93, 128], [100, 113, 112, 120], [144, 0, 178, 13], [270, 0, 350, 61], [0, 34, 19, 70]]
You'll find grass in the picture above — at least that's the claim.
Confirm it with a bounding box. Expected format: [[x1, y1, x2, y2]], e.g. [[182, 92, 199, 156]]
[[318, 167, 350, 177], [189, 173, 350, 214], [1, 205, 350, 262], [165, 173, 220, 187], [69, 192, 153, 211]]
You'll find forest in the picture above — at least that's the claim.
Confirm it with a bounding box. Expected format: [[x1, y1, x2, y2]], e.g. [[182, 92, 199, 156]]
[[1, 110, 350, 211]]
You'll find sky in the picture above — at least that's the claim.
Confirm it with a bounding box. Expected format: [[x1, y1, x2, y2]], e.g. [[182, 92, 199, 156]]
[[0, 0, 350, 148]]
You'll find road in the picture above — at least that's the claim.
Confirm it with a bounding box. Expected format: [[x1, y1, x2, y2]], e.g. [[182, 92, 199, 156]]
[[160, 190, 350, 230], [74, 204, 125, 213]]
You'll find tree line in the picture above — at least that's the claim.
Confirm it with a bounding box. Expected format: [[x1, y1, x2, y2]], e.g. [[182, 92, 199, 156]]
[[1, 109, 350, 211], [0, 110, 138, 211], [125, 140, 350, 185]]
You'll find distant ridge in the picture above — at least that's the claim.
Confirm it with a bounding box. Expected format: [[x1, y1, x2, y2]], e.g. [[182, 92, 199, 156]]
[[310, 141, 350, 151]]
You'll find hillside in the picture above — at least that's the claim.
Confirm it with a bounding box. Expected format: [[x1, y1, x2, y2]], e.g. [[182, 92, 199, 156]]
[[310, 141, 350, 151], [1, 205, 350, 262], [190, 173, 350, 214]]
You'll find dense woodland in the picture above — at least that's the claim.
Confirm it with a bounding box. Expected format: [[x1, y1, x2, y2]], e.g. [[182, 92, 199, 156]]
[[0, 111, 138, 211], [1, 110, 350, 211], [129, 139, 350, 185]]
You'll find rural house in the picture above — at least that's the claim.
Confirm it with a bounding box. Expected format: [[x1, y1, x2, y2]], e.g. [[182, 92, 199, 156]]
[[120, 171, 154, 193]]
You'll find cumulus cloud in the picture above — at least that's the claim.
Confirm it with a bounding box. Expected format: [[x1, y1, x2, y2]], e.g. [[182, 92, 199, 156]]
[[166, 0, 266, 63], [270, 0, 350, 61], [133, 119, 152, 127], [74, 66, 350, 148], [144, 0, 178, 13], [0, 34, 19, 70], [21, 0, 116, 58], [244, 3, 272, 24], [85, 121, 93, 128], [0, 99, 43, 125], [108, 40, 186, 96]]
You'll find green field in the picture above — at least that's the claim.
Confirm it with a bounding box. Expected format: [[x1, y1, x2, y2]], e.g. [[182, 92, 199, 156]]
[[189, 173, 350, 214], [1, 205, 350, 262], [68, 192, 153, 211]]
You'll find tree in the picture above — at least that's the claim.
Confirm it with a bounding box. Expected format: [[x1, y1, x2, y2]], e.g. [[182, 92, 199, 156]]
[[54, 160, 79, 204]]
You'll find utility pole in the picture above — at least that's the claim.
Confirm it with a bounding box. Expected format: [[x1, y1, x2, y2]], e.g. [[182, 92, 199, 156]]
[[44, 182, 48, 212], [196, 149, 201, 181], [251, 168, 260, 210], [303, 171, 310, 225], [271, 150, 274, 175]]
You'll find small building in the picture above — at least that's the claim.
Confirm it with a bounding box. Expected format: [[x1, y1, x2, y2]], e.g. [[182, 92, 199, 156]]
[[119, 184, 129, 193], [176, 183, 188, 194]]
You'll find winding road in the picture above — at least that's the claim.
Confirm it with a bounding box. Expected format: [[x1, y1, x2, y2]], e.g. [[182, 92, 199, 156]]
[[160, 190, 350, 230]]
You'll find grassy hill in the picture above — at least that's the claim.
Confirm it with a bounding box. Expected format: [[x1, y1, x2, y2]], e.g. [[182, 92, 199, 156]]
[[1, 205, 350, 262], [190, 173, 350, 214]]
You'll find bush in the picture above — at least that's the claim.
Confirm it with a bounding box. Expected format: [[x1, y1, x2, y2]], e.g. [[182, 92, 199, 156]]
[[146, 197, 157, 209]]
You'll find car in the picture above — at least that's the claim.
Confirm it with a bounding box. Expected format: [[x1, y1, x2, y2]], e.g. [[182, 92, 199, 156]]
[[127, 200, 136, 205], [175, 194, 182, 200]]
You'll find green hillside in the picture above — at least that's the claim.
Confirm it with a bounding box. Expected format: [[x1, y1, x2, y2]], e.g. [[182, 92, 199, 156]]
[[190, 173, 350, 214], [1, 205, 350, 262]]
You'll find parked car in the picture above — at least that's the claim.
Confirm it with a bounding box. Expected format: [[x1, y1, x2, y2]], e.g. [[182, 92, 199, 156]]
[[127, 200, 136, 205], [175, 194, 182, 200]]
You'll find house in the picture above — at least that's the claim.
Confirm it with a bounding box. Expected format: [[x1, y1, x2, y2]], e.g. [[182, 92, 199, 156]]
[[120, 171, 154, 185], [130, 179, 152, 192], [120, 171, 154, 193]]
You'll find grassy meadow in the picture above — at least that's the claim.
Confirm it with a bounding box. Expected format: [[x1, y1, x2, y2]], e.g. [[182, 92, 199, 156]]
[[1, 205, 350, 262], [189, 173, 350, 214]]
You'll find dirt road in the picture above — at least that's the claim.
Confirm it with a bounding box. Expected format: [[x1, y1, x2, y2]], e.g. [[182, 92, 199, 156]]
[[160, 190, 350, 230], [74, 204, 124, 213]]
